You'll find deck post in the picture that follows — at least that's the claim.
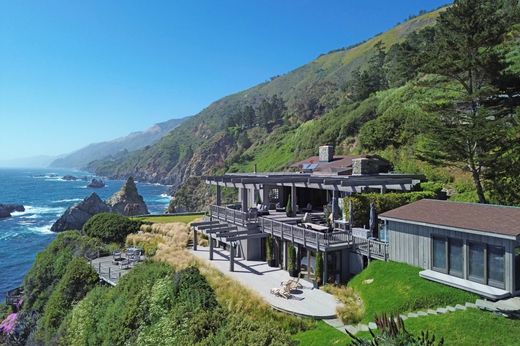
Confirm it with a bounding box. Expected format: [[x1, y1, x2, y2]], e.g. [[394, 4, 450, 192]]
[[193, 228, 198, 250], [229, 243, 235, 272], [367, 239, 371, 263], [216, 185, 222, 206], [291, 185, 297, 214], [209, 233, 214, 261], [323, 251, 328, 285], [108, 267, 111, 279], [241, 188, 248, 212], [98, 262, 101, 273], [307, 249, 311, 281]]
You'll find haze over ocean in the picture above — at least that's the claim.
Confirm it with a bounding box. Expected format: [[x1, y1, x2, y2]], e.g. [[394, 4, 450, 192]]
[[0, 168, 171, 300]]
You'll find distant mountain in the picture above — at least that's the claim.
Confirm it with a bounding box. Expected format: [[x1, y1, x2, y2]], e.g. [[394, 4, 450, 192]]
[[87, 9, 444, 187], [50, 117, 187, 169], [0, 155, 63, 168]]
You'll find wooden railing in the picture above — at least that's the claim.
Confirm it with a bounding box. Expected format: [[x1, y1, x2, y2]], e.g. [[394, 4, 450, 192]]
[[258, 217, 351, 251], [351, 237, 389, 261], [210, 205, 256, 227]]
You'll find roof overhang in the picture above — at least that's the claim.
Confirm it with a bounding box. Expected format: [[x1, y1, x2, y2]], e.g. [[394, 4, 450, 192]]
[[380, 216, 520, 241]]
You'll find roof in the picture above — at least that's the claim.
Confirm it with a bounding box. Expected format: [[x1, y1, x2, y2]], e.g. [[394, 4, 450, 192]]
[[291, 154, 390, 174], [380, 199, 520, 238]]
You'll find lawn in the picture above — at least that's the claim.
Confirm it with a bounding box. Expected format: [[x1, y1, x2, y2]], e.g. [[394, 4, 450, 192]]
[[404, 308, 520, 346], [134, 213, 204, 224], [292, 321, 352, 345], [293, 309, 520, 346], [348, 261, 477, 323]]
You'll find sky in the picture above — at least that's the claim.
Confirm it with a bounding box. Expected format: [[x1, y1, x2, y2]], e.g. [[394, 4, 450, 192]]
[[0, 0, 449, 161]]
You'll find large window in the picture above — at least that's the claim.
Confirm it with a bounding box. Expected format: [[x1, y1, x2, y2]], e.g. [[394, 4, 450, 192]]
[[449, 239, 464, 278], [468, 242, 486, 283], [432, 237, 447, 272], [488, 245, 505, 288]]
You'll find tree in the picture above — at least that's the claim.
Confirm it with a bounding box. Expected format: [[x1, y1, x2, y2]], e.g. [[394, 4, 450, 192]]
[[82, 213, 142, 243], [420, 0, 520, 203], [348, 41, 388, 101]]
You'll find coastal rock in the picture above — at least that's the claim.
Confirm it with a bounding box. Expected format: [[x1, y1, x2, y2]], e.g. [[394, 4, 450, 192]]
[[62, 175, 78, 181], [50, 193, 110, 232], [106, 177, 149, 216], [0, 204, 25, 219], [87, 178, 105, 188]]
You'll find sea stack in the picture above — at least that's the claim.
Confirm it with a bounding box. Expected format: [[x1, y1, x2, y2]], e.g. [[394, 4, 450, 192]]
[[106, 177, 149, 216], [50, 193, 110, 232], [0, 204, 25, 219], [87, 178, 105, 188]]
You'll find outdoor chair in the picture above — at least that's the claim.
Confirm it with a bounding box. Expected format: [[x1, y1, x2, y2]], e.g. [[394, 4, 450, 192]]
[[256, 204, 270, 216], [301, 203, 313, 213], [275, 202, 285, 212], [280, 276, 303, 291], [270, 286, 292, 299]]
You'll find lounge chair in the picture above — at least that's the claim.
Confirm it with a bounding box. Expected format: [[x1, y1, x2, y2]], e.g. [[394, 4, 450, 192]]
[[256, 204, 270, 216], [270, 286, 292, 299], [280, 276, 303, 291], [301, 203, 313, 213]]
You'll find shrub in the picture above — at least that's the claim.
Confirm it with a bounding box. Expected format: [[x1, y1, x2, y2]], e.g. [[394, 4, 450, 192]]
[[22, 231, 104, 313], [286, 194, 293, 216], [38, 257, 98, 344], [315, 252, 323, 285], [322, 285, 364, 324], [344, 191, 436, 227], [348, 314, 444, 346], [126, 233, 160, 256], [287, 245, 296, 274], [266, 235, 274, 262], [82, 213, 141, 243]]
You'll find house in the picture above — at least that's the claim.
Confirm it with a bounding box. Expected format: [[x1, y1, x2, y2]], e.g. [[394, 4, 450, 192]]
[[192, 145, 424, 284], [380, 199, 520, 299]]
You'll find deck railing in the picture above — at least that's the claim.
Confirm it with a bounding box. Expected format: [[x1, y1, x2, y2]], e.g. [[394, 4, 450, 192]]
[[351, 237, 389, 261], [210, 205, 256, 227], [258, 217, 351, 251]]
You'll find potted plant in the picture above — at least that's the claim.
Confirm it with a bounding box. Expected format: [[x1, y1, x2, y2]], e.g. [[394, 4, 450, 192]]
[[286, 194, 294, 217], [288, 245, 298, 277], [314, 251, 323, 287], [266, 235, 276, 267]]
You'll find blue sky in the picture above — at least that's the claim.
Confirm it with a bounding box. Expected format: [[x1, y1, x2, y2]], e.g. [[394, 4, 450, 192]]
[[0, 0, 449, 160]]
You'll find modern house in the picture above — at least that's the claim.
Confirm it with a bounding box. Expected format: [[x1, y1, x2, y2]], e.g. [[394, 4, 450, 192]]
[[380, 199, 520, 299], [192, 146, 424, 284]]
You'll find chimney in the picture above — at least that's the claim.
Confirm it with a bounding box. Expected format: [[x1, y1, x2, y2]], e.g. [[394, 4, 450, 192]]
[[319, 145, 334, 162], [352, 157, 380, 175]]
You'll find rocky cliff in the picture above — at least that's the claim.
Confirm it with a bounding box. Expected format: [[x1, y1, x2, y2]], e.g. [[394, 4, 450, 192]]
[[106, 177, 149, 216], [0, 204, 25, 218], [50, 193, 110, 232]]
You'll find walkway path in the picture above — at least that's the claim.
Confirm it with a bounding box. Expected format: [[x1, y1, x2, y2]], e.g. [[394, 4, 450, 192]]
[[190, 246, 340, 319], [326, 301, 479, 335]]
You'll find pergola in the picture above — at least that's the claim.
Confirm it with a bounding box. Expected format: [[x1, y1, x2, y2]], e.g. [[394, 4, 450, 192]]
[[205, 172, 424, 213]]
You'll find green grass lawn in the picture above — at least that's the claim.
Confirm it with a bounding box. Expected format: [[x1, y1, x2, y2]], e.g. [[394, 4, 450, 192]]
[[404, 308, 520, 346], [134, 213, 204, 224], [293, 309, 520, 346], [348, 261, 477, 323], [292, 321, 352, 345]]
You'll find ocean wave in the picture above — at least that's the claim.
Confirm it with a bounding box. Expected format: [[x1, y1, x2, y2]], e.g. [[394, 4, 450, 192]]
[[23, 205, 66, 215], [52, 198, 83, 203], [28, 224, 54, 235], [160, 193, 172, 198]]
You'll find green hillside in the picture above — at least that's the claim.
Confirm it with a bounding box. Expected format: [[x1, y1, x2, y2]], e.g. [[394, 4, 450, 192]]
[[89, 2, 520, 211]]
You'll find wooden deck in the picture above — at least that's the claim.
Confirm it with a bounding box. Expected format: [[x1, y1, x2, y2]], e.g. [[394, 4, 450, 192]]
[[90, 256, 136, 286]]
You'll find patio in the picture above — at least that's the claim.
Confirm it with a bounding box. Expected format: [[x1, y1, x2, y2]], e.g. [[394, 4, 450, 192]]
[[190, 245, 340, 319]]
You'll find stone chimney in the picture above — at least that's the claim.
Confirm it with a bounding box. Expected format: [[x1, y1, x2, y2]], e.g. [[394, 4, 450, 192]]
[[319, 145, 334, 162], [352, 158, 380, 175]]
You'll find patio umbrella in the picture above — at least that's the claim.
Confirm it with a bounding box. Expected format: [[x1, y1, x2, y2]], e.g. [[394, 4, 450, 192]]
[[348, 199, 353, 231], [369, 202, 377, 233]]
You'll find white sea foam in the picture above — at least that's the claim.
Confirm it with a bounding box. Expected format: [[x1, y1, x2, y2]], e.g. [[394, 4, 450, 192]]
[[24, 205, 66, 215], [160, 193, 172, 199], [52, 198, 83, 204], [28, 224, 54, 235]]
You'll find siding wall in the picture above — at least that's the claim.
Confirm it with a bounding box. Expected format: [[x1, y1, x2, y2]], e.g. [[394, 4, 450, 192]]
[[388, 221, 518, 293]]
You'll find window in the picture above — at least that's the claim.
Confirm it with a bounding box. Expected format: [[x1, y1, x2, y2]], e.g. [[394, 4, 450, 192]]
[[488, 245, 505, 288], [515, 247, 520, 291], [449, 239, 464, 278], [468, 242, 485, 283], [432, 237, 447, 272]]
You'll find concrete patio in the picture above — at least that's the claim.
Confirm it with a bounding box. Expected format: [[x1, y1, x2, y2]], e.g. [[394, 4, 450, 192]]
[[190, 246, 340, 319]]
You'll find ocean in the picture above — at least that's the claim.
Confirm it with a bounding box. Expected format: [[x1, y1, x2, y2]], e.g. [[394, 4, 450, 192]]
[[0, 168, 172, 301]]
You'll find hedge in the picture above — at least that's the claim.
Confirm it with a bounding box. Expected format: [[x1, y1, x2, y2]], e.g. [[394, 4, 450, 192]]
[[344, 191, 436, 227], [82, 213, 141, 244]]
